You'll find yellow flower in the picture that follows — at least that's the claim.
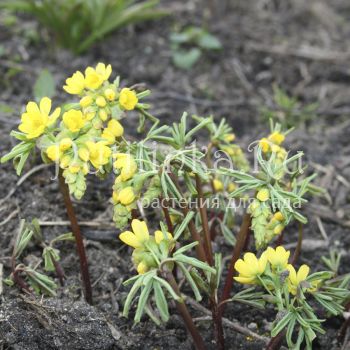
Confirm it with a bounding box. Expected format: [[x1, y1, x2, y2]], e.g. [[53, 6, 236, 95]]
[[228, 182, 236, 192], [96, 96, 107, 107], [257, 188, 269, 202], [234, 252, 267, 284], [63, 109, 85, 132], [80, 95, 93, 108], [46, 145, 60, 161], [19, 97, 61, 139], [265, 246, 290, 270], [85, 67, 104, 90], [273, 212, 284, 222], [104, 88, 116, 101], [84, 63, 111, 90], [112, 191, 119, 204], [119, 219, 150, 249], [286, 264, 310, 295], [119, 88, 138, 110], [78, 147, 90, 162], [86, 141, 111, 168], [118, 187, 135, 205], [274, 224, 284, 235], [114, 153, 137, 181], [268, 132, 285, 145], [60, 154, 71, 168], [95, 62, 112, 81], [63, 71, 85, 95], [137, 261, 148, 274], [259, 138, 270, 153], [213, 179, 224, 192], [101, 129, 115, 145], [224, 133, 235, 142], [154, 230, 173, 244], [98, 109, 108, 121], [69, 163, 81, 173], [107, 119, 124, 137], [59, 138, 73, 151]]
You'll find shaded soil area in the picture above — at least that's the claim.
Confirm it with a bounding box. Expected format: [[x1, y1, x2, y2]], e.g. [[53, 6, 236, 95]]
[[1, 1, 350, 349]]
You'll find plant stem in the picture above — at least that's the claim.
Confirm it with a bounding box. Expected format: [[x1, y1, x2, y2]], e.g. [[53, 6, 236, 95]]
[[165, 271, 207, 350], [291, 223, 303, 265], [51, 255, 65, 286], [58, 171, 92, 304], [266, 331, 285, 350], [195, 174, 225, 349], [220, 213, 251, 312], [160, 195, 174, 234], [195, 174, 213, 265]]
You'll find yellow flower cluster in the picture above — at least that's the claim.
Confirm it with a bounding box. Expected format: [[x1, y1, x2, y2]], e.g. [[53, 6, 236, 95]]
[[63, 63, 138, 129], [234, 246, 311, 296], [259, 131, 287, 160], [16, 63, 141, 200], [112, 153, 139, 228], [120, 219, 173, 274], [249, 186, 286, 248]]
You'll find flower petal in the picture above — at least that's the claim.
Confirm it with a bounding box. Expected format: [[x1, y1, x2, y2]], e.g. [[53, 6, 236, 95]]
[[297, 264, 310, 283], [40, 97, 52, 115], [131, 219, 149, 242], [119, 231, 142, 249]]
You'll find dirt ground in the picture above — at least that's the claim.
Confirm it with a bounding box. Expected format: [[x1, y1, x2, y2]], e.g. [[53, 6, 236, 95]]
[[0, 1, 350, 349]]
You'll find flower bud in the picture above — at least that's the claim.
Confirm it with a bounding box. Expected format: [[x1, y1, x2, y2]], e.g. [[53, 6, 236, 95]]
[[96, 96, 107, 107], [257, 188, 269, 202], [104, 88, 116, 101], [46, 145, 60, 161], [59, 138, 73, 151], [79, 95, 93, 108], [118, 187, 135, 205]]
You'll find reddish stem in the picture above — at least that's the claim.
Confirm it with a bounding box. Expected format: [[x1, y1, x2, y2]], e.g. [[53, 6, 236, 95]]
[[165, 271, 207, 350], [58, 171, 92, 304], [220, 213, 251, 312], [266, 331, 284, 350], [160, 195, 174, 234]]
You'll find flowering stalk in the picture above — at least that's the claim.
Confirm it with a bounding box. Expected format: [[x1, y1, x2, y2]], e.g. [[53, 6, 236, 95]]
[[195, 174, 224, 349], [58, 170, 92, 304], [163, 270, 207, 350], [220, 213, 251, 312]]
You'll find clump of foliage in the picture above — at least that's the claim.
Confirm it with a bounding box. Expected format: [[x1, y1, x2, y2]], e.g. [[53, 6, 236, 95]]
[[2, 63, 349, 350], [0, 0, 168, 54], [5, 219, 74, 296], [170, 26, 222, 69], [261, 85, 318, 128]]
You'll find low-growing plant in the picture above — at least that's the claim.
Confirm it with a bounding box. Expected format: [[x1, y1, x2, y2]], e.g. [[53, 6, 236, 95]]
[[5, 218, 74, 296], [1, 0, 168, 54], [2, 63, 349, 350], [261, 85, 318, 129], [170, 26, 222, 69]]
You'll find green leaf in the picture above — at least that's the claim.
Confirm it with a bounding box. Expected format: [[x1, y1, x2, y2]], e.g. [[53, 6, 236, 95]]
[[172, 48, 202, 70], [134, 279, 153, 323], [177, 262, 202, 301], [152, 276, 181, 301], [123, 275, 144, 317], [173, 254, 216, 275], [173, 211, 194, 240], [33, 69, 56, 100], [271, 312, 293, 337], [153, 281, 169, 322], [198, 33, 222, 50]]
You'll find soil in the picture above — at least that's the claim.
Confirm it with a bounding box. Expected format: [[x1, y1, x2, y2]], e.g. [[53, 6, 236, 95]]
[[1, 1, 350, 349]]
